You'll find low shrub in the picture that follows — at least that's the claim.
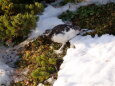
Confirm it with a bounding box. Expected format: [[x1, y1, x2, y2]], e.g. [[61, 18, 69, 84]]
[[59, 3, 115, 36], [13, 2, 44, 15], [0, 14, 38, 42], [31, 55, 57, 82], [0, 0, 44, 43]]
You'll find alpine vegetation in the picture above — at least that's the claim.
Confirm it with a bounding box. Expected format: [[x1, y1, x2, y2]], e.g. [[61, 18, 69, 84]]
[[0, 0, 114, 86]]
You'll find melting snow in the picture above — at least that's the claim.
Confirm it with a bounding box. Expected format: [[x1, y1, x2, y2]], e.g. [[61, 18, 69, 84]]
[[53, 35, 115, 86]]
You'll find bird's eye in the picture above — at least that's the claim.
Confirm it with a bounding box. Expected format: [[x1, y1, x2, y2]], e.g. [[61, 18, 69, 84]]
[[45, 30, 49, 34]]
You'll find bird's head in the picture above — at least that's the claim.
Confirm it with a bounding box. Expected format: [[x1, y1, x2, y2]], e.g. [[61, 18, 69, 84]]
[[43, 29, 52, 36]]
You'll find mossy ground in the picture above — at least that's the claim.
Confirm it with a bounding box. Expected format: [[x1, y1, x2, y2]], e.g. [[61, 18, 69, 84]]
[[59, 3, 115, 36], [11, 36, 69, 86]]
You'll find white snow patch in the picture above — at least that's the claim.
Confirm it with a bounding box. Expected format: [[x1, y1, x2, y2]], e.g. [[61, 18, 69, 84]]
[[46, 77, 56, 84], [37, 83, 44, 86], [0, 62, 13, 86], [75, 0, 115, 10], [0, 46, 18, 86], [29, 3, 78, 39], [53, 34, 115, 86], [85, 0, 115, 4]]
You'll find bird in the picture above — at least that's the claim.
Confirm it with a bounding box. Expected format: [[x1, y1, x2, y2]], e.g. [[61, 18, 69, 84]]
[[43, 24, 81, 54]]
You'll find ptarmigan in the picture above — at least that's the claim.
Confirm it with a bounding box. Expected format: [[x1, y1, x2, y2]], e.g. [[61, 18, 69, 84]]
[[43, 24, 81, 53]]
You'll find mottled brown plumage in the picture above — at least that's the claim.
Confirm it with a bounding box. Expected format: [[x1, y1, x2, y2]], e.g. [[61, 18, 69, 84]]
[[43, 24, 81, 54], [44, 24, 80, 38]]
